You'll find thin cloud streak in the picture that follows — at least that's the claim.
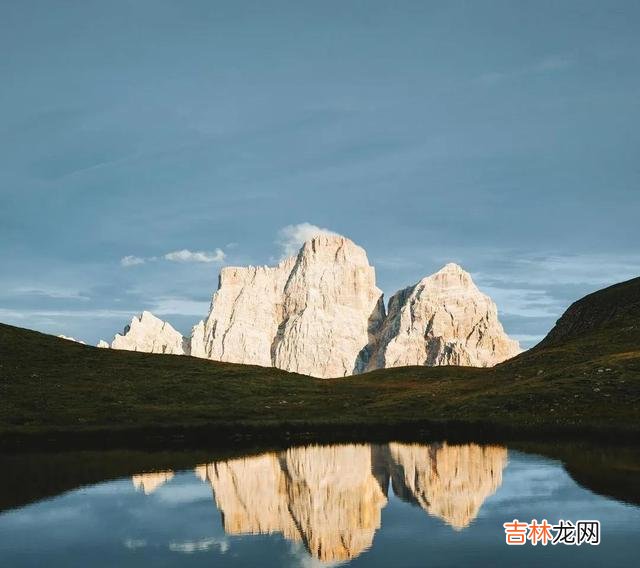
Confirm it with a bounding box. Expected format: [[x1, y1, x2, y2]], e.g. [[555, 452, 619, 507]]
[[121, 248, 226, 267]]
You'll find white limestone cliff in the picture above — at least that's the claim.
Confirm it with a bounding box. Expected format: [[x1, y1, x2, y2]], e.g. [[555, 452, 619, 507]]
[[110, 311, 187, 355], [191, 235, 385, 378], [368, 263, 520, 369], [104, 235, 519, 374], [96, 339, 110, 348], [57, 334, 86, 344]]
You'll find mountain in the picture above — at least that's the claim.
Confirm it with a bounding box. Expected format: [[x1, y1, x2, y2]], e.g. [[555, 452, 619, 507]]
[[1, 264, 639, 441], [191, 234, 385, 377], [105, 311, 188, 355], [367, 263, 520, 369], [537, 276, 640, 347], [103, 234, 518, 377]]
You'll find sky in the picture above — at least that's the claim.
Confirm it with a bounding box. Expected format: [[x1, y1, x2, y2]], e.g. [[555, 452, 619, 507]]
[[1, 1, 639, 348]]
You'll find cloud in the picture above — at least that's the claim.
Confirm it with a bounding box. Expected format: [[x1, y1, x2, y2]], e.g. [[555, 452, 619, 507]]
[[511, 334, 545, 344], [147, 296, 210, 317], [164, 249, 226, 263], [478, 285, 561, 319], [121, 248, 226, 267], [121, 255, 145, 267], [11, 286, 90, 301], [0, 308, 137, 320], [277, 222, 338, 258], [169, 537, 229, 554]]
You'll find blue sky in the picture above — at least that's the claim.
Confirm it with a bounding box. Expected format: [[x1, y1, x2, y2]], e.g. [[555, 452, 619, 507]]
[[1, 1, 639, 347]]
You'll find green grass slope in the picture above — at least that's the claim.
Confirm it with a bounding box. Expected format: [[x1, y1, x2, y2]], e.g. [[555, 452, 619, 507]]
[[1, 277, 638, 445]]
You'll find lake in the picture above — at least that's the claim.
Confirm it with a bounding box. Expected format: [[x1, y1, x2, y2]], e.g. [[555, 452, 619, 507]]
[[1, 441, 638, 567]]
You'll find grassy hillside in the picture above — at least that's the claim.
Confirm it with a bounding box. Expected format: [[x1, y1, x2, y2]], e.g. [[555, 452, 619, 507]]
[[1, 277, 639, 446]]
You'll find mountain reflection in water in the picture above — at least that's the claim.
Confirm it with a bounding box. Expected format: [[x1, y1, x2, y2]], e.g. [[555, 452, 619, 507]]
[[132, 442, 508, 562]]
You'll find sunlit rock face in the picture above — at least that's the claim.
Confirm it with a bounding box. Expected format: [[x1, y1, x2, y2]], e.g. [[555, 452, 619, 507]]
[[386, 442, 508, 529], [197, 444, 387, 562], [191, 235, 385, 378], [131, 471, 174, 494], [110, 311, 187, 355], [96, 339, 110, 348], [103, 236, 519, 373], [57, 335, 85, 344], [368, 263, 521, 369]]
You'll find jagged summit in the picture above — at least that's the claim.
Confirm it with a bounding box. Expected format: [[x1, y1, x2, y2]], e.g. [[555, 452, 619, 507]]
[[367, 263, 520, 369], [110, 311, 187, 355], [103, 235, 520, 376], [191, 233, 385, 378]]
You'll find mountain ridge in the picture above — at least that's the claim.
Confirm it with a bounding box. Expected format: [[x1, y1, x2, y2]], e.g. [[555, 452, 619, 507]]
[[99, 234, 520, 376], [1, 273, 638, 445]]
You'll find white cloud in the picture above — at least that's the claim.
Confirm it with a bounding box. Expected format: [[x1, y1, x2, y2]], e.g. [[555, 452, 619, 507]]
[[120, 248, 226, 267], [169, 537, 229, 554], [164, 249, 226, 263], [277, 222, 338, 258], [121, 255, 145, 267], [0, 308, 137, 320], [478, 285, 561, 319], [511, 254, 640, 287], [148, 296, 210, 316]]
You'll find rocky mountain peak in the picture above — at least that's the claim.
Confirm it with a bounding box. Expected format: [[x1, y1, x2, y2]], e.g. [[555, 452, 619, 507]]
[[105, 235, 520, 375], [110, 311, 187, 355], [417, 262, 476, 292], [191, 232, 385, 377], [368, 263, 520, 369]]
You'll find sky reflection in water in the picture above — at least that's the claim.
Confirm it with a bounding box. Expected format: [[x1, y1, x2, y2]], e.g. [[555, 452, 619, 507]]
[[1, 442, 639, 567]]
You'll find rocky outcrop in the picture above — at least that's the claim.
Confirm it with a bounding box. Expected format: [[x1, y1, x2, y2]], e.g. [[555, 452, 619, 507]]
[[57, 335, 86, 344], [110, 311, 187, 355], [368, 263, 520, 369], [105, 235, 519, 374], [191, 235, 385, 378], [96, 339, 110, 348]]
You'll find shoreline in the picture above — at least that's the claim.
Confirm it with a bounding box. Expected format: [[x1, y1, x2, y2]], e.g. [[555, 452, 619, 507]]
[[2, 417, 638, 453]]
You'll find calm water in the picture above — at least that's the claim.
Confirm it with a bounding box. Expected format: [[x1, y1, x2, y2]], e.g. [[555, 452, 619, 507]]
[[1, 442, 639, 567]]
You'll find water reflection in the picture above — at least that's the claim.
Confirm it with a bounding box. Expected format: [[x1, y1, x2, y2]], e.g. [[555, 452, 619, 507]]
[[385, 443, 507, 530], [3, 442, 640, 567], [131, 470, 174, 494], [132, 442, 508, 561]]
